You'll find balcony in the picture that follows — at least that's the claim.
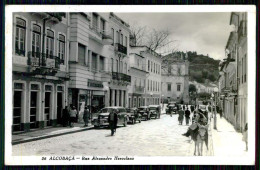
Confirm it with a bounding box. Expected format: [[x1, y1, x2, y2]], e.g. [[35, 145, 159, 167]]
[[112, 72, 131, 83], [27, 51, 61, 75], [134, 86, 145, 93], [115, 43, 127, 55], [101, 30, 113, 45]]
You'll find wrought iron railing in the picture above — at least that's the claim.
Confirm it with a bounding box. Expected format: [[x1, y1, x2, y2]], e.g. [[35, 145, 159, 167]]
[[27, 51, 60, 69], [112, 72, 131, 83], [115, 43, 127, 55]]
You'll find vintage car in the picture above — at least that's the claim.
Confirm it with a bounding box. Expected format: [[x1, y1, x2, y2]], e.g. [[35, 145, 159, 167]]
[[166, 102, 177, 114], [91, 107, 128, 128], [137, 106, 151, 120], [148, 105, 161, 119], [126, 107, 142, 124]]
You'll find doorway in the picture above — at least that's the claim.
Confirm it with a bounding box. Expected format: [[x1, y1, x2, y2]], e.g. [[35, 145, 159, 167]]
[[30, 91, 38, 129], [57, 92, 63, 125], [13, 91, 22, 131], [44, 92, 51, 126]]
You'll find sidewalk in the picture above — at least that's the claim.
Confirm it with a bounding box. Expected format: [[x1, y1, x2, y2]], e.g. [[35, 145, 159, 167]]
[[211, 114, 248, 156], [12, 123, 94, 145]]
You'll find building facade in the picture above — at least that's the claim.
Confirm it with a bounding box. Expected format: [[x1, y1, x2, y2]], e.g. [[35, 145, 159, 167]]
[[161, 53, 189, 104], [68, 12, 131, 115], [219, 12, 247, 131], [12, 13, 69, 132], [128, 49, 148, 108]]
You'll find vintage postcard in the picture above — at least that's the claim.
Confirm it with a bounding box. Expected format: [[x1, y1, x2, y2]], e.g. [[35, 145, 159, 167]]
[[5, 5, 256, 165]]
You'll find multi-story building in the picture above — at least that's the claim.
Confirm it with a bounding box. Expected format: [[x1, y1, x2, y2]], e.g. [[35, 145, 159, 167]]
[[68, 12, 131, 114], [219, 12, 247, 131], [12, 13, 69, 132], [128, 46, 162, 106], [230, 12, 248, 131], [128, 47, 148, 108], [161, 53, 189, 104]]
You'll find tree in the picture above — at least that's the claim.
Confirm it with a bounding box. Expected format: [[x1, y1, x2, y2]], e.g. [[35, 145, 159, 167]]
[[189, 84, 197, 93], [208, 74, 216, 82], [202, 71, 208, 79], [129, 24, 147, 46]]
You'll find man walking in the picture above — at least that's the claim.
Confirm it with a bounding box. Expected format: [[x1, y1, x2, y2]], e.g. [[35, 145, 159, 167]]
[[108, 110, 118, 136], [83, 106, 90, 127], [185, 107, 191, 125], [177, 107, 184, 125]]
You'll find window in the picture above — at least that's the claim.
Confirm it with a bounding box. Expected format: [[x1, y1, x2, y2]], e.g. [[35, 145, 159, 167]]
[[151, 61, 153, 72], [125, 36, 127, 47], [117, 31, 120, 44], [116, 59, 119, 72], [244, 54, 246, 83], [120, 61, 123, 73], [32, 24, 41, 57], [177, 84, 181, 91], [167, 83, 171, 91], [46, 29, 54, 58], [15, 18, 26, 56], [100, 56, 105, 71], [148, 60, 150, 71], [78, 43, 85, 65], [92, 53, 97, 70], [111, 58, 114, 72], [178, 67, 181, 75], [120, 34, 123, 45], [154, 63, 156, 73], [92, 13, 98, 32], [159, 65, 160, 74], [147, 79, 149, 91], [242, 57, 244, 83], [124, 63, 127, 74], [111, 28, 114, 45], [100, 19, 105, 32], [58, 34, 65, 64]]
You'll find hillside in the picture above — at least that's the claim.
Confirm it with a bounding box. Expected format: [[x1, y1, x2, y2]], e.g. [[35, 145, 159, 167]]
[[165, 51, 220, 83]]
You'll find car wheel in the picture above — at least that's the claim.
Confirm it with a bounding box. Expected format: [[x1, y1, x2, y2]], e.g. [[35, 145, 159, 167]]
[[139, 119, 141, 123], [94, 125, 98, 128]]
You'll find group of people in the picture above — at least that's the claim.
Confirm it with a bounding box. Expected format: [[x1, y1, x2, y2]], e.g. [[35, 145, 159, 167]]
[[177, 105, 191, 126], [62, 105, 91, 127]]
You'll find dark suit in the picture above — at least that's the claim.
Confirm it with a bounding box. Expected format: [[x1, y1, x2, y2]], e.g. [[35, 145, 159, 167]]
[[108, 112, 118, 136]]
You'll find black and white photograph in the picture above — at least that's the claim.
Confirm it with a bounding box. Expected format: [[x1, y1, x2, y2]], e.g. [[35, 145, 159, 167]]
[[5, 5, 256, 165]]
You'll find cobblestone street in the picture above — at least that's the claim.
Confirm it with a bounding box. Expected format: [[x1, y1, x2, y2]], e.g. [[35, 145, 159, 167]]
[[13, 114, 197, 156]]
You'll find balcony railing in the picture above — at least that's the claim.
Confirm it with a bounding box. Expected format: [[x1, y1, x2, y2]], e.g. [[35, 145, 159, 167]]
[[27, 51, 60, 69], [134, 86, 145, 93], [112, 72, 131, 83], [115, 43, 127, 55]]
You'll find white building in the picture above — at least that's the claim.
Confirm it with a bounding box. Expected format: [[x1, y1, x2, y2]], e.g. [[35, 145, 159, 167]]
[[161, 53, 189, 104]]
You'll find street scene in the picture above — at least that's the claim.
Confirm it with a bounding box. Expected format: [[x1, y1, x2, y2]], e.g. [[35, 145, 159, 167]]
[[9, 9, 251, 160]]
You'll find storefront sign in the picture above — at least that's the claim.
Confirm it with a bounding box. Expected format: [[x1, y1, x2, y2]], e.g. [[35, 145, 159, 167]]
[[88, 79, 103, 88]]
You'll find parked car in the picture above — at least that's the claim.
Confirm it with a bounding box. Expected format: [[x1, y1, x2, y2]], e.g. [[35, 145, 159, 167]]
[[148, 105, 161, 119], [91, 107, 128, 128], [137, 106, 151, 120], [166, 103, 177, 114], [126, 107, 142, 124]]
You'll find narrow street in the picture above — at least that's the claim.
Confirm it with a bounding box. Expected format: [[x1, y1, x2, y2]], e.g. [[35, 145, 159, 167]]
[[13, 114, 195, 156]]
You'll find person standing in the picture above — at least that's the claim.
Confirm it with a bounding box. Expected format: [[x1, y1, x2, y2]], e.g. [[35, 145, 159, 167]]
[[69, 106, 77, 127], [219, 108, 223, 118], [185, 107, 191, 125], [177, 108, 184, 125], [83, 106, 90, 127], [62, 106, 70, 127], [108, 110, 118, 136]]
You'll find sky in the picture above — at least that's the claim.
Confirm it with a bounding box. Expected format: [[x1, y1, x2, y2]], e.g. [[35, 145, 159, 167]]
[[115, 12, 233, 61]]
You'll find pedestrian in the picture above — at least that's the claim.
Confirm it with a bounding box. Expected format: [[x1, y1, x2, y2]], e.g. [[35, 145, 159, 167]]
[[185, 107, 191, 125], [83, 106, 90, 127], [190, 105, 195, 113], [177, 107, 184, 125], [69, 106, 77, 127], [108, 110, 118, 136], [242, 123, 248, 151], [219, 108, 223, 118], [62, 106, 70, 127]]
